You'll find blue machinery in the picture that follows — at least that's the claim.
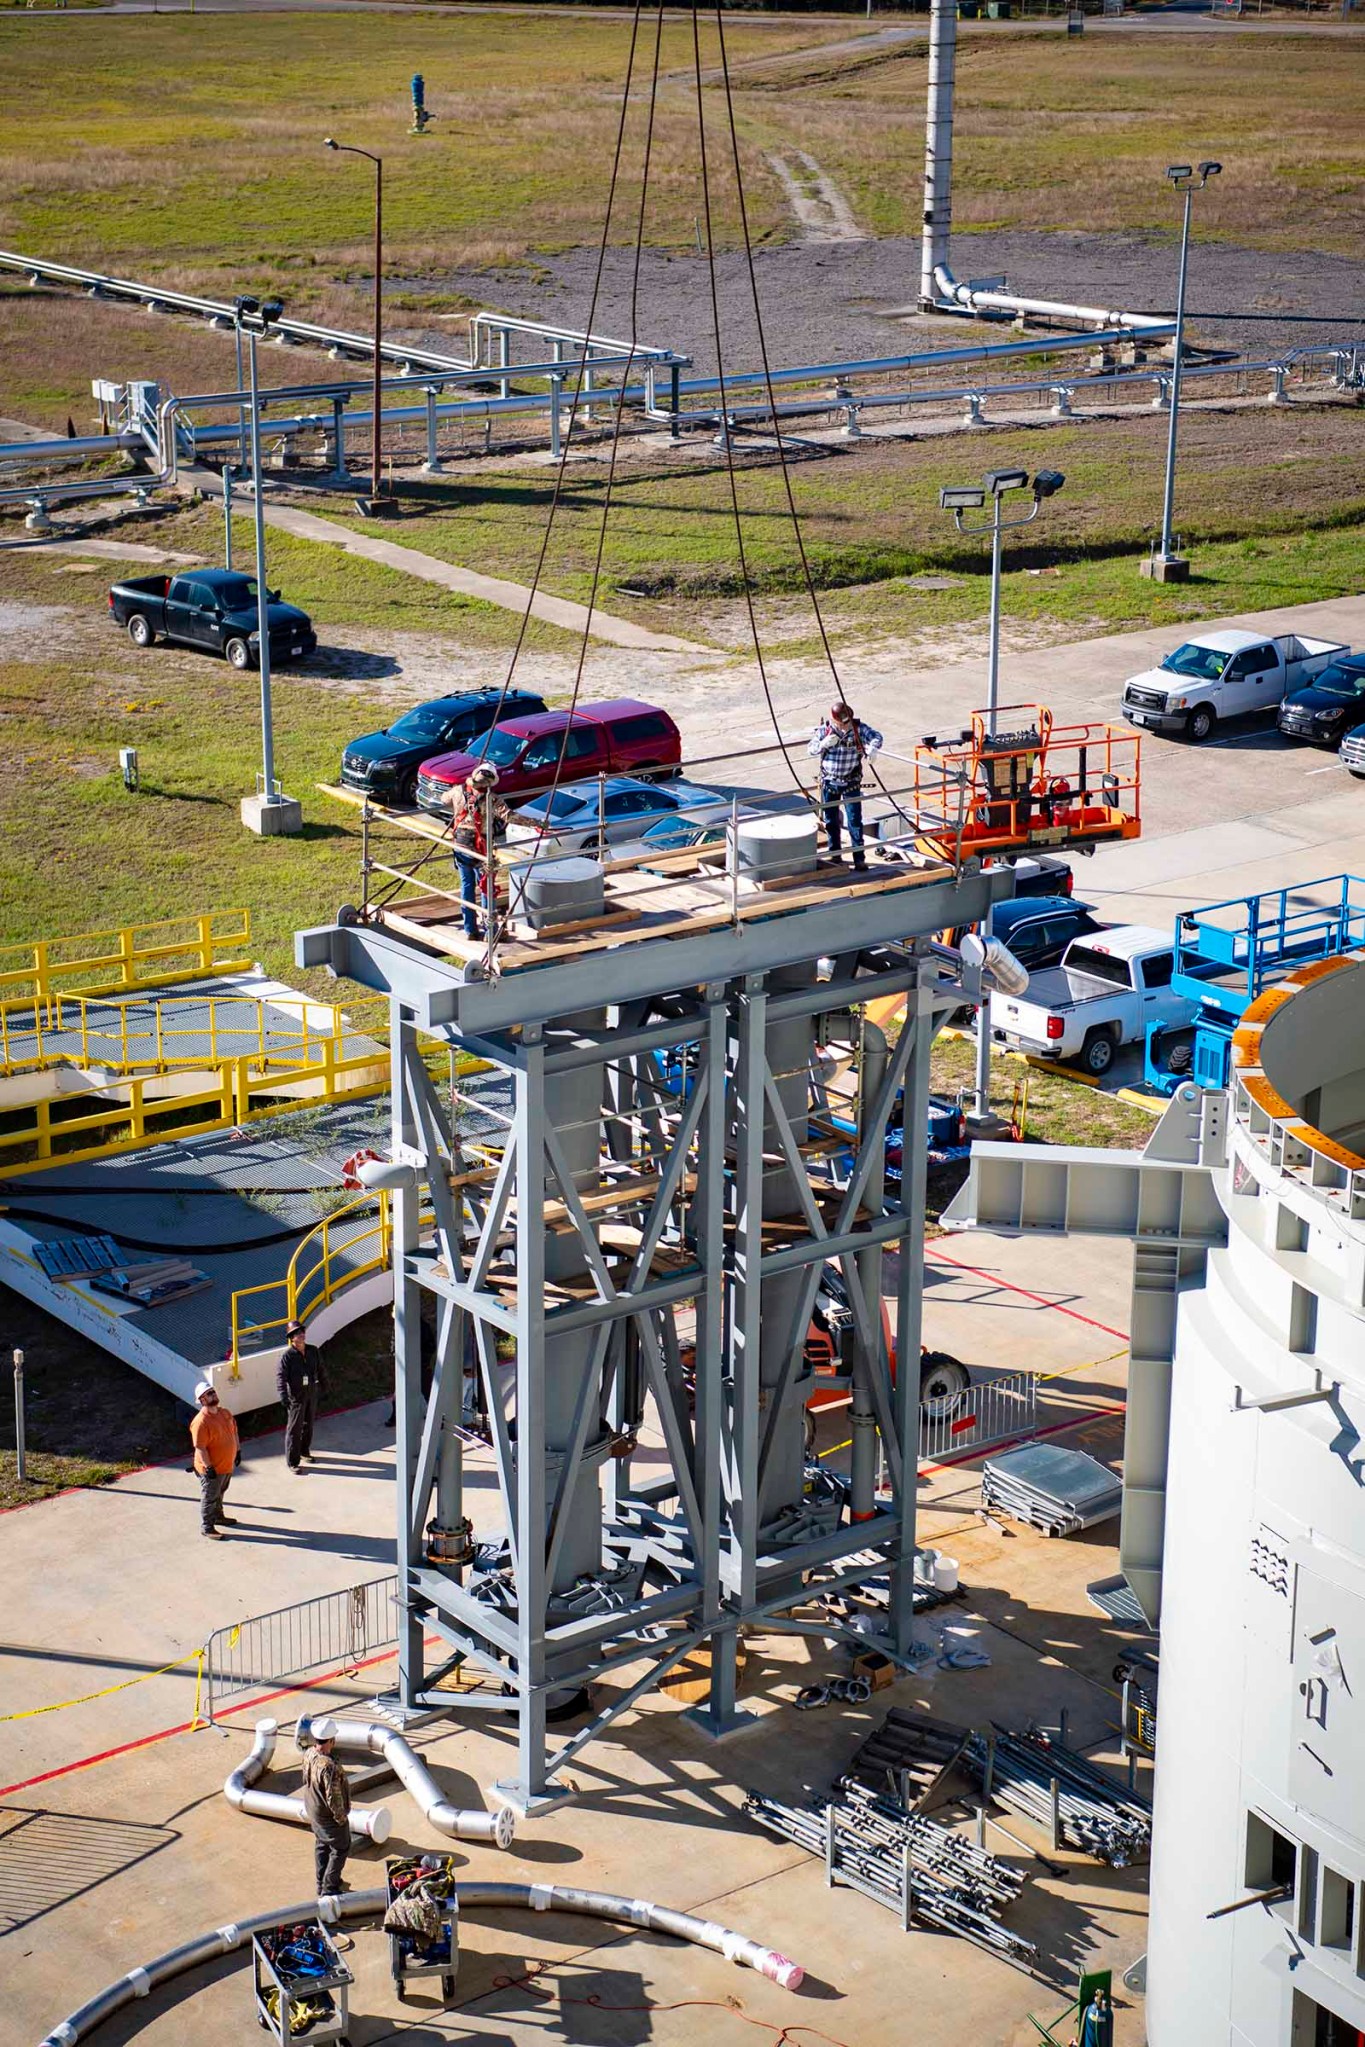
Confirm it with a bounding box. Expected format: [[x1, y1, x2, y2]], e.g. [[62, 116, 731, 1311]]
[[1143, 875, 1365, 1095]]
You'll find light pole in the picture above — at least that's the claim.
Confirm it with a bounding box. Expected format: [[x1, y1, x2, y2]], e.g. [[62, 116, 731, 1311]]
[[325, 138, 388, 516], [13, 1347, 26, 1486], [232, 294, 292, 829], [939, 466, 1066, 1116], [1143, 159, 1220, 584]]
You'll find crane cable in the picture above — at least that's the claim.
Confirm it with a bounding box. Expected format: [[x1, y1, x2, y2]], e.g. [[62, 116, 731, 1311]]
[[482, 0, 668, 953], [366, 0, 651, 922], [711, 1, 920, 834], [691, 4, 811, 804]]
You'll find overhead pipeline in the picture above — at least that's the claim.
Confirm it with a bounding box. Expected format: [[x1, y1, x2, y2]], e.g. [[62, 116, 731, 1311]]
[[223, 1718, 392, 1844], [36, 1882, 802, 2045], [294, 1712, 516, 1849]]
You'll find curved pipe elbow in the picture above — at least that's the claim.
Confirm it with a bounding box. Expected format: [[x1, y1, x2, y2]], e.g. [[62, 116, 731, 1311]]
[[226, 1716, 392, 1843], [295, 1713, 515, 1849]]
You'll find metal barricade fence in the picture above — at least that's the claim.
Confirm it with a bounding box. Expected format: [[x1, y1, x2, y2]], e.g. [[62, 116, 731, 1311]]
[[203, 1576, 399, 1724], [918, 1369, 1037, 1465]]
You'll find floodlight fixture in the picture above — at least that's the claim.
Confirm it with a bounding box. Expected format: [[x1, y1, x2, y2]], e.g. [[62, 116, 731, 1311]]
[[1198, 160, 1222, 180], [940, 486, 985, 511], [1167, 163, 1193, 184], [1032, 469, 1066, 500], [984, 468, 1029, 497]]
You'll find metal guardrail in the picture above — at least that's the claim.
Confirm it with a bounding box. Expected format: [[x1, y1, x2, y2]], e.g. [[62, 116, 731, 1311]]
[[0, 988, 384, 1081], [203, 1576, 399, 1723], [229, 1189, 396, 1366], [918, 1368, 1038, 1464], [0, 1039, 386, 1178], [0, 908, 252, 1014]]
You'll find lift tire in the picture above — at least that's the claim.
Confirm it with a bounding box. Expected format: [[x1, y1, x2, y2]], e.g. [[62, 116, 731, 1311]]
[[442, 1974, 457, 2003], [1166, 1040, 1194, 1078], [1079, 1028, 1117, 1077], [225, 636, 252, 671], [395, 1981, 407, 2004], [127, 613, 154, 648], [920, 1353, 971, 1416], [1186, 705, 1215, 743]]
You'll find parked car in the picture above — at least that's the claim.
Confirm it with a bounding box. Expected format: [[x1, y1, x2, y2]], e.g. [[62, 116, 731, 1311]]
[[507, 776, 727, 857], [1120, 630, 1348, 741], [1340, 725, 1365, 782], [339, 687, 547, 806], [988, 853, 1074, 900], [1276, 653, 1365, 749], [415, 700, 682, 814], [108, 568, 316, 669], [983, 893, 1105, 973], [988, 926, 1195, 1077]]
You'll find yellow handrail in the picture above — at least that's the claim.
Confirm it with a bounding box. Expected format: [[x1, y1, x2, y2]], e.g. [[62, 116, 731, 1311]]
[[0, 909, 252, 1015], [228, 1190, 396, 1373], [0, 1043, 386, 1179], [0, 988, 390, 1082]]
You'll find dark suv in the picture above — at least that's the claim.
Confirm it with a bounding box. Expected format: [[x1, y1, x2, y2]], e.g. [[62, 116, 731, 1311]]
[[339, 688, 548, 807]]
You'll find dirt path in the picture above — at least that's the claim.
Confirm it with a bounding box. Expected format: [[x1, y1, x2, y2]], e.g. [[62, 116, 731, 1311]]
[[764, 151, 866, 245]]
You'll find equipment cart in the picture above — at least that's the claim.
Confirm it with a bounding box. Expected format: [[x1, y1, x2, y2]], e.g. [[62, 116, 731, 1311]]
[[385, 1854, 459, 2004], [252, 1920, 353, 2045]]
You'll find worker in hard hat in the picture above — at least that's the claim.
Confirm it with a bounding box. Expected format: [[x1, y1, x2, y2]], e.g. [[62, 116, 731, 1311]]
[[278, 1318, 325, 1474], [190, 1380, 239, 1540], [450, 764, 511, 941], [301, 1718, 354, 1943], [808, 701, 882, 873]]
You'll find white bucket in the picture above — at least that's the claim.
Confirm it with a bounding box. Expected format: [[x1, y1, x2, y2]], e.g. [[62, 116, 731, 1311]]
[[933, 1554, 960, 1593]]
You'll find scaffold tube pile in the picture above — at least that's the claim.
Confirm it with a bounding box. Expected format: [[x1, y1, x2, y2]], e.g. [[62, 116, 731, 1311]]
[[962, 1728, 1152, 1866], [743, 1783, 1037, 1968]]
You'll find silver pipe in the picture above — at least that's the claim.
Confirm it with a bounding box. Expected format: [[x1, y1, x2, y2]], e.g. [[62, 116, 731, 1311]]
[[36, 1882, 802, 2045], [295, 1712, 515, 1848], [851, 1021, 888, 1522], [0, 433, 142, 463], [223, 1718, 392, 1843]]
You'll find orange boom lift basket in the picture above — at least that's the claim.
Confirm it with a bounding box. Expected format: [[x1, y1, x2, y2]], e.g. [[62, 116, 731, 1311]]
[[912, 706, 1142, 861]]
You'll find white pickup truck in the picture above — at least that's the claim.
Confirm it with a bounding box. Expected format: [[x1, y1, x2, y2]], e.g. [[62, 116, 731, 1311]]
[[1120, 629, 1348, 742], [988, 926, 1196, 1077]]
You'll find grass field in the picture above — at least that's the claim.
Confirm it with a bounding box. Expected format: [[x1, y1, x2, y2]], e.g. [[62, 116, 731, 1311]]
[[0, 14, 1360, 303]]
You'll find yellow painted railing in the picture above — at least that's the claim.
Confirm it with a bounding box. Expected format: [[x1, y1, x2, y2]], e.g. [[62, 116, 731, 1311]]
[[0, 910, 253, 1019], [228, 1191, 394, 1372], [0, 1043, 386, 1180], [0, 988, 388, 1082]]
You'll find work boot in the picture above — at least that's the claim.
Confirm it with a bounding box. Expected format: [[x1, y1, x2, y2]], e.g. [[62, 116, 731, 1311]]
[[216, 1517, 239, 1528], [201, 1526, 224, 1540]]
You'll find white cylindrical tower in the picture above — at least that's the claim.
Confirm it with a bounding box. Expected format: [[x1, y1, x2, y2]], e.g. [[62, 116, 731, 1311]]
[[920, 0, 957, 308], [1148, 953, 1365, 2045]]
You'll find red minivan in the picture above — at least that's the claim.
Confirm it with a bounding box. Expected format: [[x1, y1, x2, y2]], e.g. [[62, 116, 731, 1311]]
[[415, 698, 682, 814]]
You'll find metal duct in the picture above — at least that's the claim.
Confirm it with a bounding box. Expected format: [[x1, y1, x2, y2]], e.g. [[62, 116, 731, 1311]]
[[223, 1718, 392, 1843], [35, 1882, 802, 2045], [295, 1713, 516, 1848]]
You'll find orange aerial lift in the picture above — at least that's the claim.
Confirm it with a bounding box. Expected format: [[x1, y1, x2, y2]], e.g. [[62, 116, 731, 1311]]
[[912, 707, 1142, 863]]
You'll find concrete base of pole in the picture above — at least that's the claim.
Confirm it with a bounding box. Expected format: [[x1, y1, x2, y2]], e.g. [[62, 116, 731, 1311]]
[[354, 496, 398, 518], [1139, 555, 1190, 583], [240, 792, 303, 837]]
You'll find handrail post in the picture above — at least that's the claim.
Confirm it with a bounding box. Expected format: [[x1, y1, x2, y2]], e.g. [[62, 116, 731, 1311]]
[[198, 912, 212, 975], [119, 923, 136, 992]]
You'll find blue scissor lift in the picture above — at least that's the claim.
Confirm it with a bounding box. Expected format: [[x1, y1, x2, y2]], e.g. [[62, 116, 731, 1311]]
[[1143, 874, 1365, 1096]]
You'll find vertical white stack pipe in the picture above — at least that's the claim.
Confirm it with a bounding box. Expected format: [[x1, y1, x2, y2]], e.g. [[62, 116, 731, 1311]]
[[920, 0, 958, 308]]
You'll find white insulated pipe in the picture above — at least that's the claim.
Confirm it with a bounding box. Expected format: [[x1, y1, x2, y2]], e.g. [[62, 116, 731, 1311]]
[[932, 267, 1171, 333], [920, 0, 957, 308], [35, 1884, 803, 2046], [223, 1719, 393, 1844], [295, 1713, 516, 1849]]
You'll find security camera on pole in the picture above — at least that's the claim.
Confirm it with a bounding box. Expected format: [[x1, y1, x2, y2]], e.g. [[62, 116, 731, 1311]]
[[234, 294, 303, 838], [939, 466, 1066, 1117]]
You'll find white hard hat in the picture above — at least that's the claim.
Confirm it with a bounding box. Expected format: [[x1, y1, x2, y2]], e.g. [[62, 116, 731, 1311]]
[[468, 763, 500, 788], [311, 1716, 338, 1743], [194, 1380, 215, 1401]]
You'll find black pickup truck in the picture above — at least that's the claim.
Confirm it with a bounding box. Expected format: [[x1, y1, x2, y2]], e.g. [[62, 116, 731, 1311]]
[[108, 568, 316, 670]]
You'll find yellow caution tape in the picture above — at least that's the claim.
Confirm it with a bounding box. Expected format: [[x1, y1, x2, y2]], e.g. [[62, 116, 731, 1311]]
[[0, 1644, 207, 1723]]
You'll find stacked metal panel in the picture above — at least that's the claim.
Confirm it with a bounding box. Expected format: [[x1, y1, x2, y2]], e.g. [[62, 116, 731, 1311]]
[[981, 1443, 1121, 1536], [962, 1729, 1151, 1866], [744, 1782, 1037, 1968]]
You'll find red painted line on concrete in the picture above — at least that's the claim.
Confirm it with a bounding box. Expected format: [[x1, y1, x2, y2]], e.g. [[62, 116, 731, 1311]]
[[0, 1638, 411, 1801], [927, 1246, 1129, 1344], [919, 1403, 1126, 1476]]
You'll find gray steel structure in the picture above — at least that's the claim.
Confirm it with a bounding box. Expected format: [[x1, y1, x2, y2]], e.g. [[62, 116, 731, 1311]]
[[298, 856, 1004, 1810]]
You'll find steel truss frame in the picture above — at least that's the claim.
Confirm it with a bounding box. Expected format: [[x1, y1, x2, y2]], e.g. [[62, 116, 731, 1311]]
[[299, 863, 1000, 1809]]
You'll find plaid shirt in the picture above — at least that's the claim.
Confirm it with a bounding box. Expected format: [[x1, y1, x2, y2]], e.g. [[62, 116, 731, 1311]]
[[808, 717, 882, 791]]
